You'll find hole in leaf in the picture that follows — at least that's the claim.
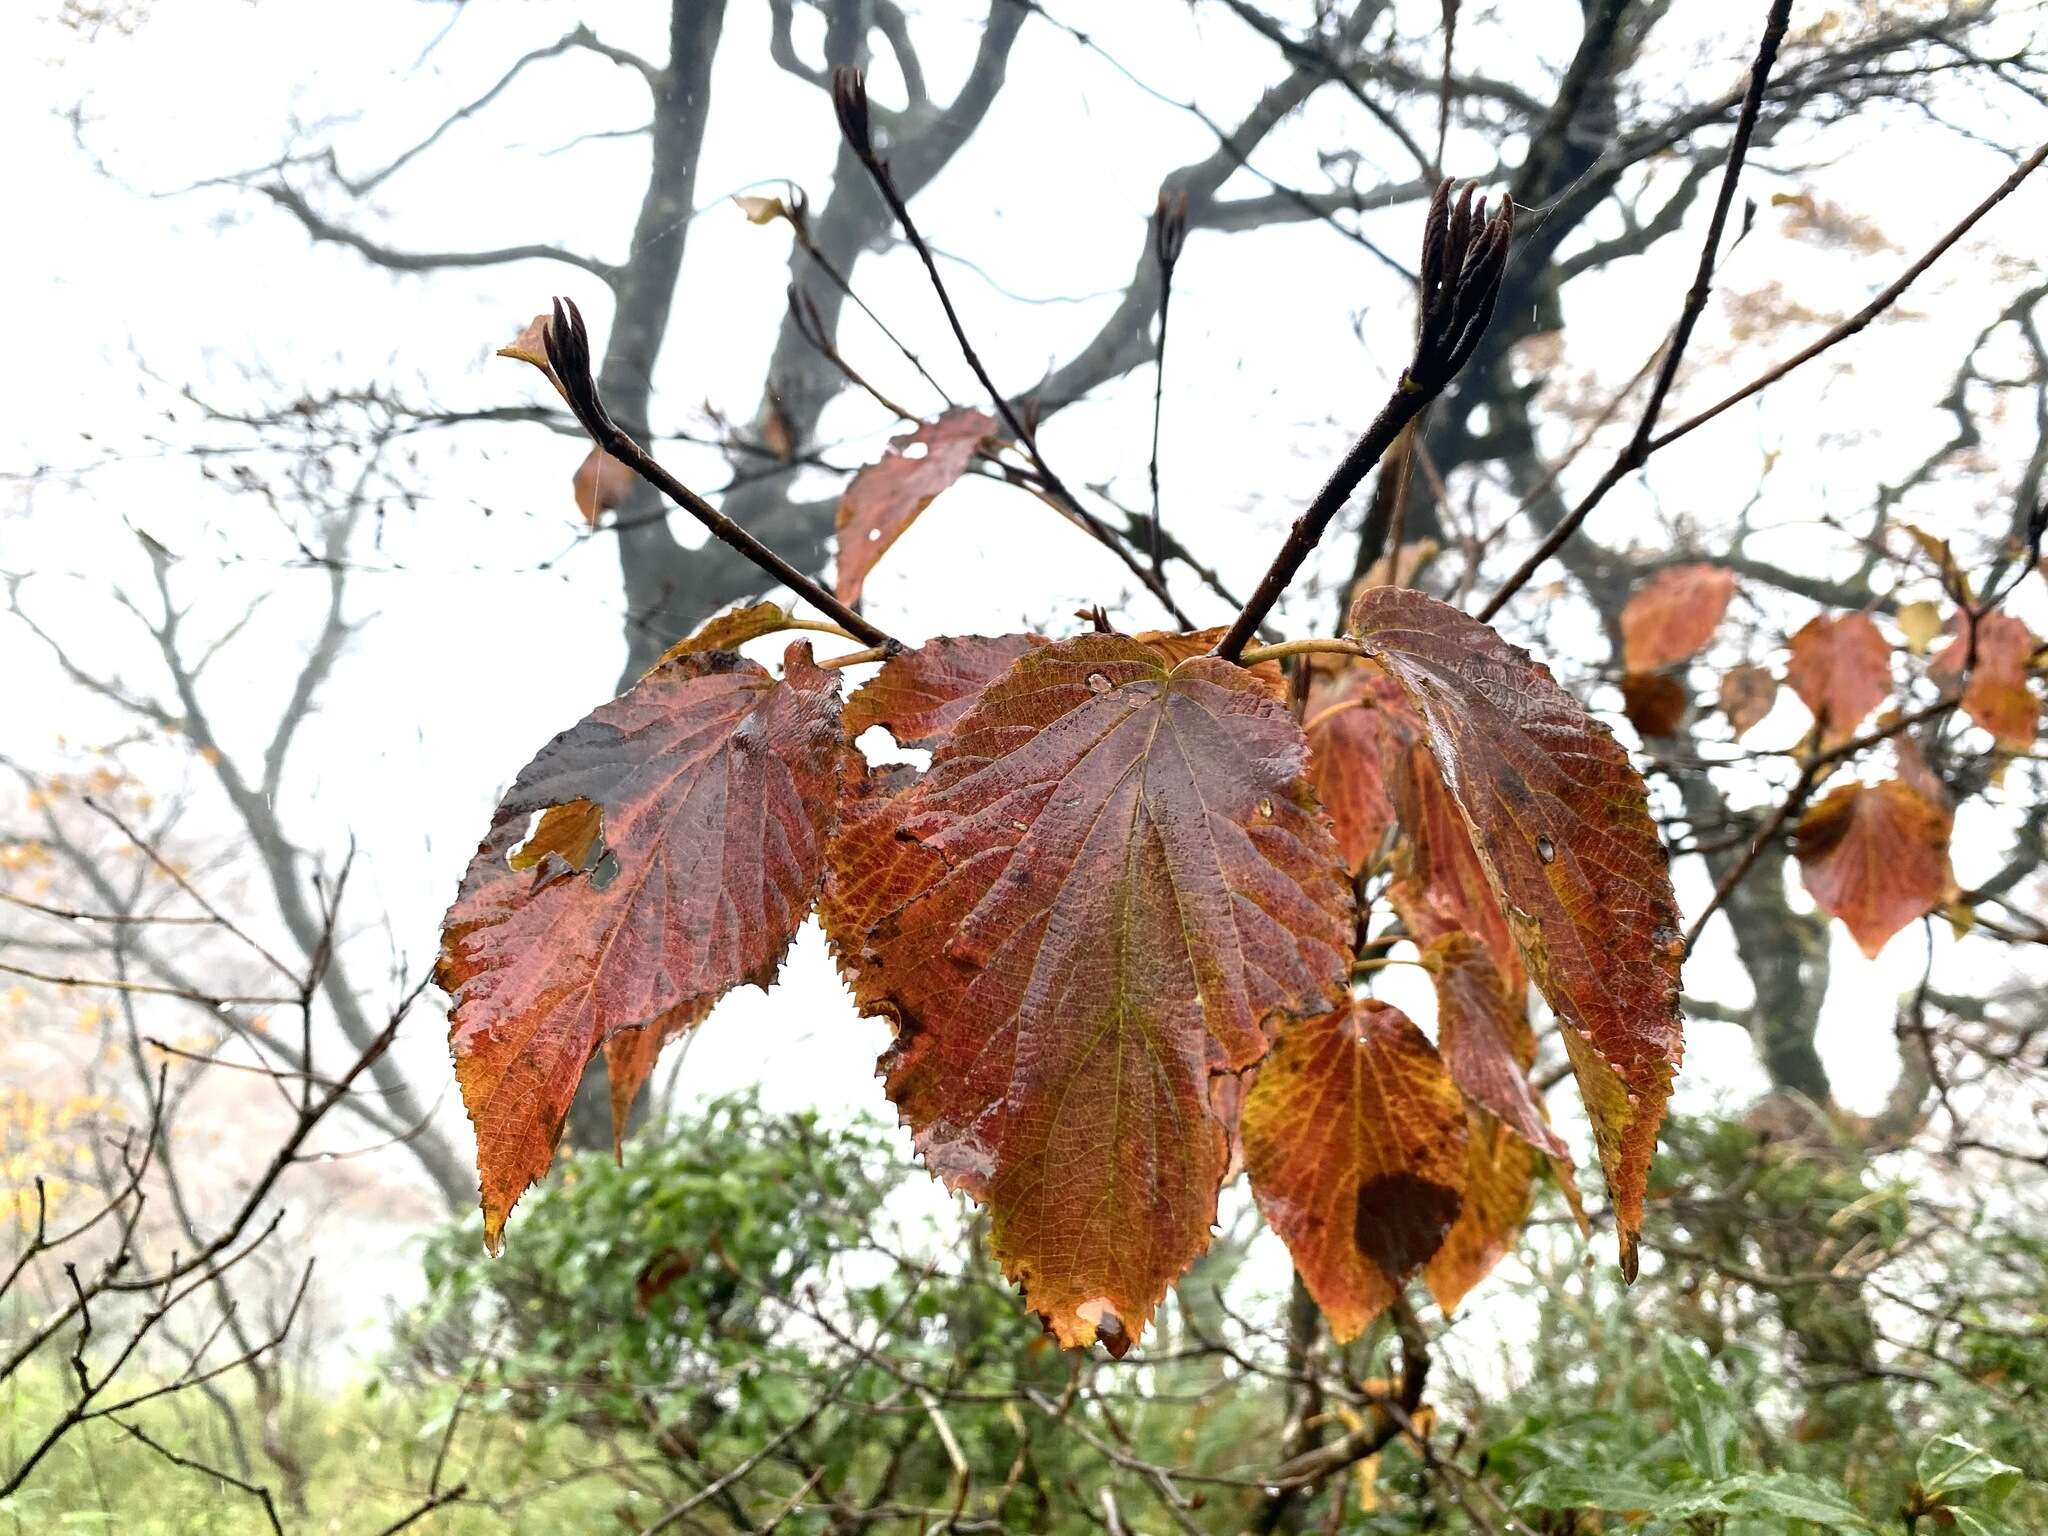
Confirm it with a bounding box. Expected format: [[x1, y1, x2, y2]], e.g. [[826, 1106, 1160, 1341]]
[[509, 799, 606, 873]]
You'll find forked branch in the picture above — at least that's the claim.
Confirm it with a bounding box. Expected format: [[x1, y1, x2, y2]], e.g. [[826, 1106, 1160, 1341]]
[[1212, 179, 1511, 662]]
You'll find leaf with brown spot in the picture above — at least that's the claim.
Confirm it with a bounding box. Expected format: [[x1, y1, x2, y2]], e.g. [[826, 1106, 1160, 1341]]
[[1423, 933, 1565, 1159], [1304, 659, 1419, 875], [835, 409, 997, 604], [1792, 778, 1956, 958], [1349, 586, 1684, 1273], [1425, 1109, 1537, 1314], [1242, 1000, 1468, 1342], [1621, 564, 1736, 672], [437, 643, 853, 1248], [823, 635, 1353, 1352], [1621, 672, 1688, 739], [1786, 613, 1892, 747], [1719, 664, 1778, 736], [842, 634, 1046, 749], [573, 447, 635, 528], [1929, 612, 2040, 748]]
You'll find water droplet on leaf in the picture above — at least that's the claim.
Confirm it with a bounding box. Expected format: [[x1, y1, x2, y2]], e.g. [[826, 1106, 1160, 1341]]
[[1086, 671, 1111, 694], [1535, 835, 1555, 863]]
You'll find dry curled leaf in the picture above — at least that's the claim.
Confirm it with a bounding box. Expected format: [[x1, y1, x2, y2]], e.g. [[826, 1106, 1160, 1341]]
[[437, 644, 852, 1247], [647, 602, 799, 673], [1303, 659, 1419, 875], [1928, 612, 2040, 749], [1349, 586, 1683, 1274], [1621, 564, 1736, 672], [573, 446, 636, 528], [1243, 1000, 1468, 1342], [824, 635, 1352, 1353], [1787, 612, 1891, 747], [835, 409, 997, 604], [1792, 778, 1956, 958], [1719, 664, 1778, 736]]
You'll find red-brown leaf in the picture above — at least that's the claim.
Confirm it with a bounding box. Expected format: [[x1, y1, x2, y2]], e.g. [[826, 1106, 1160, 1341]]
[[1425, 1108, 1537, 1314], [601, 998, 711, 1155], [572, 446, 636, 528], [1621, 564, 1737, 672], [843, 634, 1047, 748], [835, 409, 997, 604], [1719, 664, 1778, 736], [1792, 778, 1955, 958], [823, 636, 1353, 1352], [1304, 660, 1419, 875], [1387, 738, 1523, 995], [1620, 671, 1688, 739], [1786, 613, 1892, 747], [1348, 586, 1684, 1273], [1423, 933, 1566, 1158], [437, 643, 851, 1247], [1928, 612, 2040, 748], [1242, 1000, 1468, 1342]]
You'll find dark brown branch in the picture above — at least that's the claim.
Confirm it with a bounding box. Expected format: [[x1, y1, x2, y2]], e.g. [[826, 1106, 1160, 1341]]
[[261, 182, 616, 282]]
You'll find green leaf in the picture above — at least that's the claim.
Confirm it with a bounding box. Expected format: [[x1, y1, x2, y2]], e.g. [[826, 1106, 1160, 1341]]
[[1706, 1472, 1876, 1530], [1658, 1336, 1737, 1478], [1515, 1465, 1668, 1513], [1919, 1435, 2023, 1509]]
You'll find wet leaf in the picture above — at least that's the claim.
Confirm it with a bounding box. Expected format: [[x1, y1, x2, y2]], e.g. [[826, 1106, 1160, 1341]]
[[835, 409, 997, 604], [1387, 738, 1523, 993], [1719, 664, 1778, 736], [1787, 613, 1891, 746], [651, 602, 797, 669], [572, 446, 635, 528], [601, 998, 712, 1155], [1349, 586, 1684, 1270], [1423, 933, 1564, 1158], [842, 634, 1046, 749], [1929, 612, 2040, 748], [1621, 672, 1688, 738], [1621, 564, 1736, 672], [1243, 1000, 1468, 1342], [1130, 628, 1285, 695], [1304, 659, 1419, 874], [824, 635, 1353, 1351], [1792, 778, 1955, 958], [1425, 1109, 1537, 1314], [437, 643, 852, 1247]]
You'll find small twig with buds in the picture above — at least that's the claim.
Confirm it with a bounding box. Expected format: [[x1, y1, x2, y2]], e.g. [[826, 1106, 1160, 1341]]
[[1211, 179, 1512, 663], [538, 297, 896, 650], [831, 68, 1196, 629]]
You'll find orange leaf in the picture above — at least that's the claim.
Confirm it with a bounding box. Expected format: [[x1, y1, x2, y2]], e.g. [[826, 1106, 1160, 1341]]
[[437, 644, 853, 1247], [572, 447, 636, 527], [835, 409, 997, 604], [1620, 672, 1688, 738], [1620, 564, 1736, 672], [1928, 612, 2040, 748], [1718, 664, 1777, 736], [1786, 613, 1891, 747], [1304, 659, 1420, 875], [1349, 587, 1683, 1274], [1243, 1000, 1468, 1342], [1792, 778, 1955, 958], [1425, 1109, 1538, 1315], [601, 998, 711, 1156], [1387, 739, 1523, 994], [823, 636, 1353, 1353]]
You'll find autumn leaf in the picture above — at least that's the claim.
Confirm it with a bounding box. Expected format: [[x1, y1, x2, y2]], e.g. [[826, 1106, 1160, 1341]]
[[1387, 738, 1523, 994], [824, 635, 1353, 1352], [1792, 777, 1955, 958], [1896, 600, 1943, 654], [1423, 933, 1565, 1158], [1621, 564, 1736, 672], [835, 409, 998, 604], [497, 313, 557, 379], [601, 998, 711, 1156], [1349, 586, 1684, 1272], [733, 193, 788, 225], [648, 602, 800, 672], [1786, 612, 1891, 746], [1621, 672, 1688, 739], [1243, 1000, 1468, 1342], [1718, 664, 1777, 736], [437, 643, 852, 1247], [842, 633, 1046, 748], [573, 446, 636, 528], [1929, 612, 2040, 748], [1425, 1109, 1537, 1315], [1303, 659, 1419, 874]]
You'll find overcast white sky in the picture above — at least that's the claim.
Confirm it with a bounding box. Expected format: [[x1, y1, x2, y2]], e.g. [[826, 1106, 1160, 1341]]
[[5, 0, 2046, 1327]]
